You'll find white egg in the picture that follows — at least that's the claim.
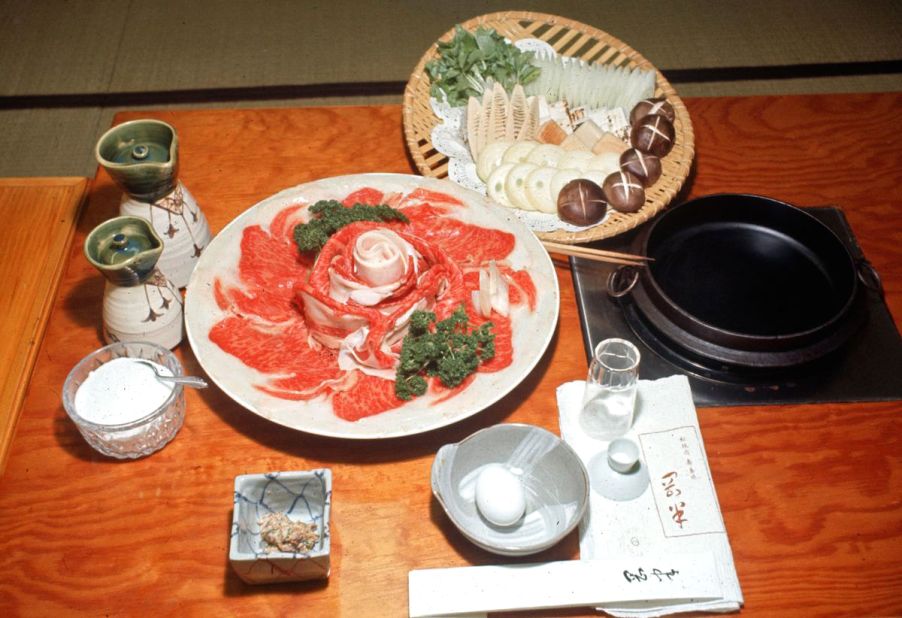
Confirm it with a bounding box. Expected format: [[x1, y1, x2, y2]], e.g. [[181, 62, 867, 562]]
[[505, 163, 538, 211], [474, 464, 526, 527]]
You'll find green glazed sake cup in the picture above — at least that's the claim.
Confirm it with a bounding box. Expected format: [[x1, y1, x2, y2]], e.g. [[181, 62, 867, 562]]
[[84, 216, 164, 286], [95, 119, 179, 202]]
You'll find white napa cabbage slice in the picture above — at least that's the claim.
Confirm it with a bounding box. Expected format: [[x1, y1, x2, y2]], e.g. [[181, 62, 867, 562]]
[[472, 260, 510, 318]]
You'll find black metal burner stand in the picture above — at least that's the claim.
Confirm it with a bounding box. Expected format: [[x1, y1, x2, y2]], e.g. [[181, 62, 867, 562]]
[[571, 206, 902, 407]]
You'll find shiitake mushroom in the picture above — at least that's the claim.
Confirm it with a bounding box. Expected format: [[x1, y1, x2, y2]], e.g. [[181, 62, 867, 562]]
[[620, 148, 662, 187], [603, 170, 645, 213], [630, 114, 675, 158], [556, 178, 608, 226]]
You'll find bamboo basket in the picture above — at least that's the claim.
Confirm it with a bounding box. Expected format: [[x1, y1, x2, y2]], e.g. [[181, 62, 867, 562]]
[[403, 11, 695, 244]]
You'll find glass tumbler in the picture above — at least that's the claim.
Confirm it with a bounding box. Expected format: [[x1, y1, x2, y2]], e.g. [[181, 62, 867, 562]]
[[581, 338, 640, 439]]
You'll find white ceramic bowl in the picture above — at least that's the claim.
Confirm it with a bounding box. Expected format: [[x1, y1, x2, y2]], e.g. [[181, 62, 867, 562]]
[[431, 424, 589, 556], [61, 341, 185, 458], [230, 469, 332, 584]]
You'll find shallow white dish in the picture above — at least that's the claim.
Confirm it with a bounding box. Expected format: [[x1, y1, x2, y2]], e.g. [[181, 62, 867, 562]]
[[431, 424, 589, 556], [185, 173, 559, 439]]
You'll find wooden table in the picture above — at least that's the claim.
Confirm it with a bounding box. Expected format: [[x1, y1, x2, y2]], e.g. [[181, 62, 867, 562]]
[[0, 178, 88, 471], [0, 94, 900, 616]]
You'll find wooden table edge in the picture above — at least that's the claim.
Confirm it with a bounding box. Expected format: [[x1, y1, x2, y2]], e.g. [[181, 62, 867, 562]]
[[0, 176, 90, 474]]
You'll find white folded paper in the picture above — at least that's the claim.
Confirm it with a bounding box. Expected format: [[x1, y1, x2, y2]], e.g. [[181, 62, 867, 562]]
[[409, 552, 722, 618], [557, 375, 743, 617]]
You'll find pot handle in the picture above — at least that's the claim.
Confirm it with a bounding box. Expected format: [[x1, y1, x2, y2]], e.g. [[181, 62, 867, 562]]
[[856, 258, 884, 297], [606, 265, 640, 298]]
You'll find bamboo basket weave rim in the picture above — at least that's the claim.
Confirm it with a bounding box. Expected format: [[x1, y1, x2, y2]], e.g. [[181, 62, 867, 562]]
[[402, 11, 695, 244]]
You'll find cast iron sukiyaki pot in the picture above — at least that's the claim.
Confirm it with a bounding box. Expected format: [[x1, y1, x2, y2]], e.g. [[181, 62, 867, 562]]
[[609, 194, 865, 368]]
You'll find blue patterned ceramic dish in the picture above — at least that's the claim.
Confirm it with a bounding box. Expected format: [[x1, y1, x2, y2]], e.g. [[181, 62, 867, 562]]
[[230, 469, 332, 584]]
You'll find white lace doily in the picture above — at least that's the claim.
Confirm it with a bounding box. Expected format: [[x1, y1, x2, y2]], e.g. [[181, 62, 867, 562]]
[[428, 39, 630, 234]]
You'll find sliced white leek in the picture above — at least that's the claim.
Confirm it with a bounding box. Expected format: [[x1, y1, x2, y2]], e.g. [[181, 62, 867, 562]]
[[526, 143, 565, 168], [550, 169, 584, 202], [525, 166, 557, 213], [501, 140, 539, 164], [476, 140, 513, 182], [557, 150, 594, 172], [505, 163, 539, 211], [585, 152, 621, 176], [486, 162, 516, 208]]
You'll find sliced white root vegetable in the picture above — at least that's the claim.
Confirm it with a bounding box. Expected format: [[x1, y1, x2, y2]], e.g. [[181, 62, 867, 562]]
[[486, 162, 516, 208], [501, 140, 539, 164], [550, 169, 585, 203], [505, 163, 539, 211], [585, 152, 621, 176], [557, 150, 594, 172], [577, 169, 608, 188], [525, 166, 557, 213], [526, 143, 565, 168], [476, 140, 514, 181]]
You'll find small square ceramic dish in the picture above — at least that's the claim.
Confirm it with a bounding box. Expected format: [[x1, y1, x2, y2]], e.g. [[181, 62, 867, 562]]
[[230, 469, 332, 584], [431, 423, 589, 556]]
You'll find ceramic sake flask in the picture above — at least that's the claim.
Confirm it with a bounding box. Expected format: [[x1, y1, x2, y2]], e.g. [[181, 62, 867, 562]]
[[95, 119, 212, 288], [85, 216, 184, 349]]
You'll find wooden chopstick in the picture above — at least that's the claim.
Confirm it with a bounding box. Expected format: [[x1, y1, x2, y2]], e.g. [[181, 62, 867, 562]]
[[541, 240, 653, 267]]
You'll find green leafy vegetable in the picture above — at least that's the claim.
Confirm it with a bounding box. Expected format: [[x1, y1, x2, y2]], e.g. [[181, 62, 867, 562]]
[[293, 200, 409, 253], [395, 306, 495, 400], [425, 25, 540, 107]]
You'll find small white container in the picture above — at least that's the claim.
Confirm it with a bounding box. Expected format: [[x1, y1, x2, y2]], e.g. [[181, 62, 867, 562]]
[[62, 341, 186, 459]]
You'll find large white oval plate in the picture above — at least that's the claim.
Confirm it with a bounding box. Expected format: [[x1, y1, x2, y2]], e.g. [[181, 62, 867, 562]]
[[185, 174, 559, 439]]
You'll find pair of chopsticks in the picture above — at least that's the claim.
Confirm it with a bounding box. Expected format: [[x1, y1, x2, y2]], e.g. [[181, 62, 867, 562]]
[[541, 240, 653, 267]]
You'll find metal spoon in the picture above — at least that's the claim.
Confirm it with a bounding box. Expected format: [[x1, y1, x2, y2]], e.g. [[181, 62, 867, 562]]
[[134, 359, 209, 389]]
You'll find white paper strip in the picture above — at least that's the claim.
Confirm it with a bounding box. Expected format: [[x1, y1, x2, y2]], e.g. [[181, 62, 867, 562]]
[[640, 426, 727, 538], [409, 552, 722, 618]]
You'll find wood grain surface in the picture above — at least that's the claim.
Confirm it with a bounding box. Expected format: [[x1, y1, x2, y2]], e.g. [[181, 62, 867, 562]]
[[0, 95, 899, 617], [0, 177, 87, 473]]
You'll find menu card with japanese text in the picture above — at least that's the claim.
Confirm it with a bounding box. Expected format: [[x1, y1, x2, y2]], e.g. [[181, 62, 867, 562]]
[[557, 375, 743, 617]]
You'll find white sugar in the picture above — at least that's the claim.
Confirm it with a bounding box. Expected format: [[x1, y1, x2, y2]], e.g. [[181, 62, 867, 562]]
[[74, 357, 175, 425]]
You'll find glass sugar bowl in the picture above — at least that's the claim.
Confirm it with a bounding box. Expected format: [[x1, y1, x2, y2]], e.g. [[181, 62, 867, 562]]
[[62, 341, 186, 459]]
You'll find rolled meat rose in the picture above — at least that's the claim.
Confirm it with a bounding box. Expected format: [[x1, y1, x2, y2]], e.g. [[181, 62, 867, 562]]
[[297, 221, 465, 376]]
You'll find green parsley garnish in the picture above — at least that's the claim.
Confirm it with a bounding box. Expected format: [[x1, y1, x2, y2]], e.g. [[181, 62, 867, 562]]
[[425, 25, 540, 107], [293, 200, 409, 253], [395, 306, 495, 401]]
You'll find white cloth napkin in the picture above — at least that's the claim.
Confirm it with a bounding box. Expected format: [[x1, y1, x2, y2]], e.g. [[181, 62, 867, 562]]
[[557, 375, 743, 617]]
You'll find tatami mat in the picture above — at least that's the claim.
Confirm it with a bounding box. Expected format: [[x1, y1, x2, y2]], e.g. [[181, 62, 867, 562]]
[[1, 0, 900, 178]]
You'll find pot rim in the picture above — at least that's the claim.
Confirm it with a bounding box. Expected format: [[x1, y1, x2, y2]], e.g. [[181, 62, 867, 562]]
[[630, 193, 860, 355]]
